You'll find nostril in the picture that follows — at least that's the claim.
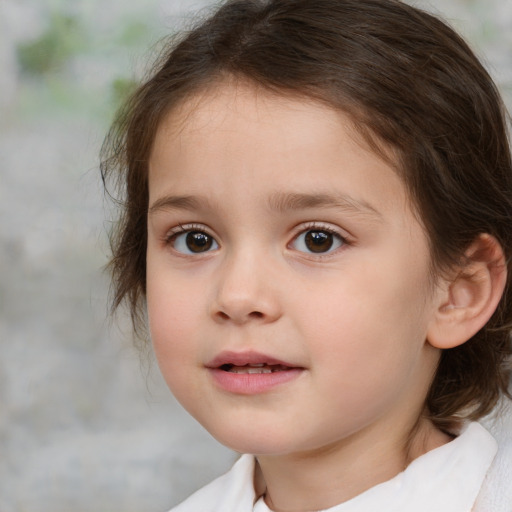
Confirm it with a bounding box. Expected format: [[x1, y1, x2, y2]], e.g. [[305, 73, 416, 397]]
[[214, 309, 265, 322]]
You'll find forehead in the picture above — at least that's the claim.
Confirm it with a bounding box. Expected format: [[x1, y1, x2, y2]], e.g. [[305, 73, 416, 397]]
[[149, 81, 410, 219], [154, 83, 357, 156]]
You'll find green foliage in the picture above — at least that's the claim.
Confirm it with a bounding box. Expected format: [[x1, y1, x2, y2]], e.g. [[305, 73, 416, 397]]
[[111, 77, 138, 110], [17, 13, 84, 76], [118, 21, 151, 46]]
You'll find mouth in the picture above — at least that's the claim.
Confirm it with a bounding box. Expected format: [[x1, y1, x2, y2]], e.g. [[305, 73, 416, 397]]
[[206, 350, 301, 372], [206, 351, 304, 394], [219, 363, 292, 374]]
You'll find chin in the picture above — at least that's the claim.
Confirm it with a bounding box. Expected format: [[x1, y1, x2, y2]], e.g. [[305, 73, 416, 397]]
[[206, 422, 319, 457], [201, 421, 281, 454]]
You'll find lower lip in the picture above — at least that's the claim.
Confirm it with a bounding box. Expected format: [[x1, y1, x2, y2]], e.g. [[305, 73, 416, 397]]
[[208, 368, 303, 394]]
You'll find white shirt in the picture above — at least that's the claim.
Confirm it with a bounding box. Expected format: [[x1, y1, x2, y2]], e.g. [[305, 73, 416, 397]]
[[169, 421, 510, 512], [254, 422, 496, 512]]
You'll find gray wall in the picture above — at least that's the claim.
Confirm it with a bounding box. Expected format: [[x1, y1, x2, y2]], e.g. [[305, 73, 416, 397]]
[[0, 0, 510, 511]]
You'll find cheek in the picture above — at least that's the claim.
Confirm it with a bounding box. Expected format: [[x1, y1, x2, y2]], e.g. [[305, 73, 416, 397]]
[[146, 249, 204, 336], [299, 259, 433, 378], [148, 291, 206, 418], [146, 270, 203, 381], [148, 283, 191, 342]]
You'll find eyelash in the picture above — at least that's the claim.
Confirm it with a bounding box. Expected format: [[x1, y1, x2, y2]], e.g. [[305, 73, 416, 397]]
[[289, 222, 349, 256], [164, 223, 219, 254], [164, 223, 208, 243], [163, 222, 350, 256]]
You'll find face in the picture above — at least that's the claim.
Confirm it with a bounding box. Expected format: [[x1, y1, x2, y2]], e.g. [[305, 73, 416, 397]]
[[146, 82, 443, 457]]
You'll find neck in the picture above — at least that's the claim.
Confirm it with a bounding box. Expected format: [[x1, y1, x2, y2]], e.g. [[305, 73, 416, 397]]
[[255, 417, 452, 512]]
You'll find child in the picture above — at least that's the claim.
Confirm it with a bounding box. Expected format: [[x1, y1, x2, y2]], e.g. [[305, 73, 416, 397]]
[[101, 0, 512, 510]]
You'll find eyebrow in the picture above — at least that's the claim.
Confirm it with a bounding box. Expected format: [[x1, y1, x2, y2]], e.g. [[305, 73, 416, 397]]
[[148, 195, 210, 214], [148, 191, 383, 220], [267, 191, 383, 220]]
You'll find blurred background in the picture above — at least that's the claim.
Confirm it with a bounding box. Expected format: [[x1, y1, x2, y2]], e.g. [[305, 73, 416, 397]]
[[0, 0, 510, 511]]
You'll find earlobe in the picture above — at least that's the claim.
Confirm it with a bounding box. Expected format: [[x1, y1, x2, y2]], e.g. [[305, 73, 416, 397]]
[[427, 234, 507, 349]]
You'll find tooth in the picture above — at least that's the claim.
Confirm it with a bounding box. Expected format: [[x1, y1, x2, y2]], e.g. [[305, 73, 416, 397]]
[[227, 366, 283, 374]]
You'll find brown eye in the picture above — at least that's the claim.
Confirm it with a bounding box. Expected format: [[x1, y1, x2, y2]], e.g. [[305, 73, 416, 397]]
[[186, 231, 213, 252], [291, 228, 344, 254], [171, 230, 219, 254], [305, 231, 333, 253]]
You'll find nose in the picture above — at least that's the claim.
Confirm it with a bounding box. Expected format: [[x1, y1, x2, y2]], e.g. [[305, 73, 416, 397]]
[[211, 251, 282, 325]]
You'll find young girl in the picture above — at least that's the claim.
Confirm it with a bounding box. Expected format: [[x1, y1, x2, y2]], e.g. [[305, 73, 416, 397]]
[[101, 0, 512, 510]]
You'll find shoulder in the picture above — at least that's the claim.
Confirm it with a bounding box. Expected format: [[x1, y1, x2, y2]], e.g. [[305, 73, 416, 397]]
[[168, 454, 257, 512], [474, 399, 512, 512]]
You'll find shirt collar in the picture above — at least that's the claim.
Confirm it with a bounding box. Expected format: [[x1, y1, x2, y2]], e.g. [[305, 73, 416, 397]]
[[253, 422, 497, 512]]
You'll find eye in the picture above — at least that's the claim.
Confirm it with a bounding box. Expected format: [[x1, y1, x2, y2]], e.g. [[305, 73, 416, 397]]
[[291, 228, 345, 254], [169, 229, 219, 254]]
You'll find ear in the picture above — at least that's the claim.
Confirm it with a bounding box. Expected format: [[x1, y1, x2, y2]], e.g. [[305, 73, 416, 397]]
[[427, 234, 507, 349]]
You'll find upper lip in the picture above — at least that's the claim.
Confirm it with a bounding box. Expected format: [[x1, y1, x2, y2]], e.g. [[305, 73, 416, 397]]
[[206, 350, 300, 369]]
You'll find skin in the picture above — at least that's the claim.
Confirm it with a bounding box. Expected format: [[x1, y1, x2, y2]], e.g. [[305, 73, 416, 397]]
[[146, 82, 453, 511]]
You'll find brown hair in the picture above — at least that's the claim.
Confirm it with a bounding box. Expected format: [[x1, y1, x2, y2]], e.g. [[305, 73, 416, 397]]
[[101, 0, 512, 428]]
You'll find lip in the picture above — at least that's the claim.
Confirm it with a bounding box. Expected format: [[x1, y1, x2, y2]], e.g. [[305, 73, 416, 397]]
[[206, 350, 297, 369], [206, 350, 304, 395]]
